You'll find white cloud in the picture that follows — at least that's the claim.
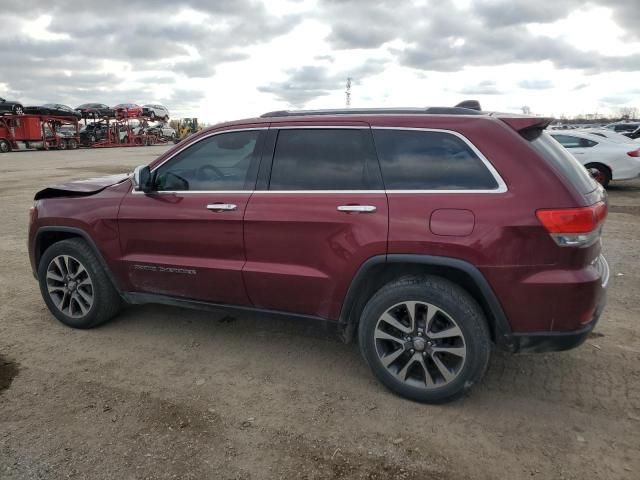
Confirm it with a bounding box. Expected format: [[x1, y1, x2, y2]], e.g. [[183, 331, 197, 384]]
[[1, 0, 639, 122]]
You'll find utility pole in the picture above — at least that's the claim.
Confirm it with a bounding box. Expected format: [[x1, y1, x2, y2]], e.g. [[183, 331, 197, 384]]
[[345, 77, 352, 107]]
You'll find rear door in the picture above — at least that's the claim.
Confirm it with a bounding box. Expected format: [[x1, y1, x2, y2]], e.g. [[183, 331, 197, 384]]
[[242, 124, 388, 320], [117, 127, 266, 304], [549, 133, 598, 165]]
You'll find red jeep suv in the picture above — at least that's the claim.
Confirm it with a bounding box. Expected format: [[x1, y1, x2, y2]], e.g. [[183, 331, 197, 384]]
[[28, 105, 609, 403]]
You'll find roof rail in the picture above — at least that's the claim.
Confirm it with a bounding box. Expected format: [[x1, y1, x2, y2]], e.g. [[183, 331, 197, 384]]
[[260, 105, 484, 118]]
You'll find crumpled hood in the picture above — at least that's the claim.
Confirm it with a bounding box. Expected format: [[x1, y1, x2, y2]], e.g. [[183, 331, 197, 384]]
[[34, 173, 130, 200]]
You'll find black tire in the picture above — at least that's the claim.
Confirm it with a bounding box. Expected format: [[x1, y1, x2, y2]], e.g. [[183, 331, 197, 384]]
[[0, 139, 10, 153], [13, 104, 24, 115], [67, 138, 78, 150], [358, 276, 491, 404], [57, 139, 67, 150], [37, 238, 121, 329], [585, 163, 611, 188]]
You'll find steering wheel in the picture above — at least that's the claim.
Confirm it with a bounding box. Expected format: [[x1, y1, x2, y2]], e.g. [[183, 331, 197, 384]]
[[196, 164, 225, 180]]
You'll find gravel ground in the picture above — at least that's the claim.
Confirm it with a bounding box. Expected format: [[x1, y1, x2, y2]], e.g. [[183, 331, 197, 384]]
[[1, 146, 639, 480]]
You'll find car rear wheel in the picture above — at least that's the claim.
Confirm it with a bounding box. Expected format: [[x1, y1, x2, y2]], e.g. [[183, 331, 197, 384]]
[[0, 139, 10, 153], [13, 104, 24, 115], [358, 276, 491, 404], [67, 138, 78, 149], [57, 139, 67, 150], [585, 163, 611, 188], [38, 239, 121, 329]]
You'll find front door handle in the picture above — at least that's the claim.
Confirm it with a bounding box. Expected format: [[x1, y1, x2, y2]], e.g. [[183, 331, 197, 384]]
[[207, 203, 237, 211], [337, 205, 377, 213]]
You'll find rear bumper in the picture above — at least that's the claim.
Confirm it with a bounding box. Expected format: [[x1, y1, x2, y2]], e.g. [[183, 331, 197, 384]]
[[509, 297, 605, 353], [612, 160, 640, 180], [504, 255, 609, 353]]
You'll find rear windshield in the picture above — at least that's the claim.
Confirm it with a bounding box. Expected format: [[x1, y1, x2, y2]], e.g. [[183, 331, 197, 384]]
[[529, 131, 597, 194]]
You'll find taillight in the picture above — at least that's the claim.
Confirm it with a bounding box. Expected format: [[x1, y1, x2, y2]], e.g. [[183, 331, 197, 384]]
[[536, 201, 607, 247], [627, 149, 640, 157]]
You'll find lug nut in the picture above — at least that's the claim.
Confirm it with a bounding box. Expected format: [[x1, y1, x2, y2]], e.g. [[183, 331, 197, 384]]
[[409, 349, 415, 354], [417, 331, 422, 336]]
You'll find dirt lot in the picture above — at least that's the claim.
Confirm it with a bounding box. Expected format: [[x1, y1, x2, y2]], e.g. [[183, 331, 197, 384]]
[[0, 146, 639, 480]]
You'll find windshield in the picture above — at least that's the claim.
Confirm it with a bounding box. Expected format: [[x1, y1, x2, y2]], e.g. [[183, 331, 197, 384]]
[[529, 131, 598, 195]]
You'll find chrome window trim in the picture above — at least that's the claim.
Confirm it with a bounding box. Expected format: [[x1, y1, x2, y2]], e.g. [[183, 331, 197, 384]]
[[134, 125, 507, 195], [371, 126, 507, 194]]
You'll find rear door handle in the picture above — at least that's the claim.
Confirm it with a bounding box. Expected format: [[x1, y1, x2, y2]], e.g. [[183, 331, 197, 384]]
[[207, 203, 237, 211], [337, 205, 377, 213]]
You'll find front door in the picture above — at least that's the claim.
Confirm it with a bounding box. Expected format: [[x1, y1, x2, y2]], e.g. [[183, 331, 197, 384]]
[[243, 126, 389, 320], [117, 128, 266, 304]]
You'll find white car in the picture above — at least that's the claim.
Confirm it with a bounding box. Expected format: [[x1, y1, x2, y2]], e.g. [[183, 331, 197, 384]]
[[148, 122, 176, 139], [142, 104, 170, 121], [550, 130, 640, 187]]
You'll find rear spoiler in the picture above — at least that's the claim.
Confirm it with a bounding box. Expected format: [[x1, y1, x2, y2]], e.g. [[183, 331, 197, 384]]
[[491, 113, 553, 132], [454, 100, 553, 132]]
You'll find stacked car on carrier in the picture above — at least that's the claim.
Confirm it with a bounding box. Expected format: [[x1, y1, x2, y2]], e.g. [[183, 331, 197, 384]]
[[0, 97, 175, 152]]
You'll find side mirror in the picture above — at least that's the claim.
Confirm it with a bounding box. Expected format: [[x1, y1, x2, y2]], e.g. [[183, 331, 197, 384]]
[[132, 165, 153, 193]]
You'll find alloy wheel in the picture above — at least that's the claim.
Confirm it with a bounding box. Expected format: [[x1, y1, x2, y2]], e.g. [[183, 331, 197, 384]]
[[46, 255, 94, 318], [14, 105, 24, 115], [374, 301, 466, 389]]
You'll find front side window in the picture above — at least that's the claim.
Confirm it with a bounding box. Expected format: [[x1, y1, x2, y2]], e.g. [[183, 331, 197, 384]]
[[269, 129, 381, 190], [154, 130, 261, 191], [372, 129, 499, 190]]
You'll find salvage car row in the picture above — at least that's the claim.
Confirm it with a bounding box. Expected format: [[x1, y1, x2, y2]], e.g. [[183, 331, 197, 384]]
[[0, 97, 170, 121]]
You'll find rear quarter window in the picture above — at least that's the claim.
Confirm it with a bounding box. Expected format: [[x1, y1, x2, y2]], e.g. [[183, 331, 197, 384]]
[[372, 129, 500, 190], [530, 132, 597, 194]]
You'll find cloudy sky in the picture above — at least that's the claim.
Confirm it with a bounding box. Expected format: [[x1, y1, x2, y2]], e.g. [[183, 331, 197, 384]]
[[1, 0, 639, 123]]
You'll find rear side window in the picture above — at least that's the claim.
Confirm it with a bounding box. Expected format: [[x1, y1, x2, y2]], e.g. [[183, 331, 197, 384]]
[[269, 129, 381, 190], [372, 129, 499, 190], [551, 134, 598, 148], [530, 132, 597, 194]]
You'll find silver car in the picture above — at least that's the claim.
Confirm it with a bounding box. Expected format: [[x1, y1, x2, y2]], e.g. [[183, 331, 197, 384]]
[[142, 104, 170, 121]]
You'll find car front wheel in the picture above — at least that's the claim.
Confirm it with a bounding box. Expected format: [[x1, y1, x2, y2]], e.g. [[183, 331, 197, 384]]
[[0, 139, 10, 152], [38, 238, 121, 329], [13, 104, 24, 115], [358, 276, 491, 404]]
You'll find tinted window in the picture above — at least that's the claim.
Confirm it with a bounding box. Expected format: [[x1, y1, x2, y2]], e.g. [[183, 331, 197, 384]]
[[614, 124, 637, 133], [269, 129, 381, 190], [551, 134, 597, 148], [154, 130, 261, 191], [372, 129, 499, 190], [530, 132, 597, 194]]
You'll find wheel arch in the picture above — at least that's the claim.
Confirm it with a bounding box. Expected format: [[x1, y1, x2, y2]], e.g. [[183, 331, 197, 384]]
[[338, 254, 514, 351], [34, 226, 122, 292]]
